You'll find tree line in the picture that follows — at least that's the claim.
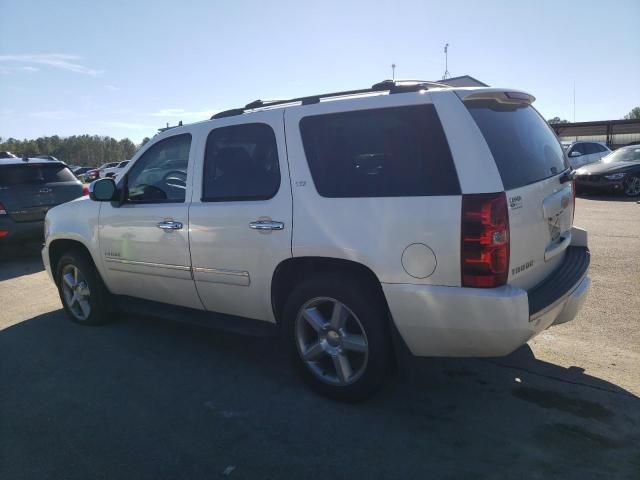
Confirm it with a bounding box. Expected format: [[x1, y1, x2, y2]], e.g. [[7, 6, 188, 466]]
[[0, 135, 151, 168]]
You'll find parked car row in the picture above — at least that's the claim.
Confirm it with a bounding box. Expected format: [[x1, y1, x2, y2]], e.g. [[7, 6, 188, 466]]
[[75, 160, 130, 182]]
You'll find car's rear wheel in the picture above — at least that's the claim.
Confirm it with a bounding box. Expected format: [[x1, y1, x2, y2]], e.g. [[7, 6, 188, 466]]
[[283, 273, 392, 402], [56, 250, 111, 325], [623, 175, 640, 197]]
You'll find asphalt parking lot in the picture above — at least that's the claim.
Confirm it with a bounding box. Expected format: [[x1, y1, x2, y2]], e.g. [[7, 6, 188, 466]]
[[1, 195, 639, 479]]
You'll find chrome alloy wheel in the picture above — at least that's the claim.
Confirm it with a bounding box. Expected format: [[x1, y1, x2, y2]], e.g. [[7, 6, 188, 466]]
[[624, 176, 640, 196], [295, 297, 369, 386], [61, 264, 91, 321]]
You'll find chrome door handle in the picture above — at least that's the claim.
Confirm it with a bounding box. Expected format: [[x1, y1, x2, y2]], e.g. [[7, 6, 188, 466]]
[[249, 220, 284, 231], [156, 220, 183, 231]]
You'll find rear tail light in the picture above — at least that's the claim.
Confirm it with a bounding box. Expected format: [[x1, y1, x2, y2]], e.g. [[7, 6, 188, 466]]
[[0, 202, 6, 215], [82, 184, 90, 196], [0, 230, 8, 238], [461, 192, 510, 288]]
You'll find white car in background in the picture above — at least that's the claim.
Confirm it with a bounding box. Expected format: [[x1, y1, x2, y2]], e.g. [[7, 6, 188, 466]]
[[565, 141, 610, 169], [102, 160, 130, 179]]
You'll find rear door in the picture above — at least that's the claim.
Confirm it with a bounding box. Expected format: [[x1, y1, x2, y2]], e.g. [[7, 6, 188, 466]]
[[462, 93, 573, 289], [0, 163, 82, 222], [188, 111, 292, 322]]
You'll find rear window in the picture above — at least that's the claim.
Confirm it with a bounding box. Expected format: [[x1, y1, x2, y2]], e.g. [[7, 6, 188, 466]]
[[0, 164, 77, 186], [466, 100, 567, 190], [299, 105, 460, 197]]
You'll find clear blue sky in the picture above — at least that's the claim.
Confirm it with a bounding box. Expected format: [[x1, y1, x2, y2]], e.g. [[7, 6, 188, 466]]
[[1, 0, 639, 143]]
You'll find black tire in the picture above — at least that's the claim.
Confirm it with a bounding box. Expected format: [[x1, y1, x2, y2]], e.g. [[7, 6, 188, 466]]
[[623, 175, 640, 197], [282, 272, 392, 402], [55, 249, 111, 325]]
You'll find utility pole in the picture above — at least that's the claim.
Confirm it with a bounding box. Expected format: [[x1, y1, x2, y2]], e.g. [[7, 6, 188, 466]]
[[573, 81, 576, 122], [442, 43, 450, 80], [391, 63, 396, 80]]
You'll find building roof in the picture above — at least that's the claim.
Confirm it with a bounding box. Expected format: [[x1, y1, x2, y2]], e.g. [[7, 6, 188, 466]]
[[551, 119, 640, 136], [438, 75, 489, 87]]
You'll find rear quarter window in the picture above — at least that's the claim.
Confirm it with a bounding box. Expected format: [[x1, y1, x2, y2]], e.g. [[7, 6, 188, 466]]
[[299, 104, 460, 197], [465, 100, 567, 190]]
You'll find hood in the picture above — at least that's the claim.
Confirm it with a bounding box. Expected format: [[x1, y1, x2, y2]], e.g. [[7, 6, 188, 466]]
[[576, 161, 640, 175]]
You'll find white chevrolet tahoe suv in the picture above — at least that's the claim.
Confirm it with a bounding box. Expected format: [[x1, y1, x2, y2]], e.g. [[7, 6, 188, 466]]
[[42, 80, 591, 401]]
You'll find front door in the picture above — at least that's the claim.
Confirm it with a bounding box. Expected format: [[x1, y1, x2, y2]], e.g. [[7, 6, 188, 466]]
[[99, 132, 203, 309], [188, 111, 292, 322]]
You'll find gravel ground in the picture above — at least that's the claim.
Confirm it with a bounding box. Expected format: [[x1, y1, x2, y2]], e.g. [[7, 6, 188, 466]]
[[0, 195, 638, 479]]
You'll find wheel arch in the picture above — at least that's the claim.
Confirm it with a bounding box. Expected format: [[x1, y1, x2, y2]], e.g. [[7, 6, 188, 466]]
[[49, 238, 97, 282], [271, 256, 389, 326]]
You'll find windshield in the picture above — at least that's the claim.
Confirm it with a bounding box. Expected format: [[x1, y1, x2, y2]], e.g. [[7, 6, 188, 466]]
[[602, 146, 640, 163], [466, 100, 567, 190]]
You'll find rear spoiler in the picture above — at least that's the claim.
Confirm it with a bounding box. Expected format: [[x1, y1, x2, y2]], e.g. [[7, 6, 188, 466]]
[[455, 89, 535, 105]]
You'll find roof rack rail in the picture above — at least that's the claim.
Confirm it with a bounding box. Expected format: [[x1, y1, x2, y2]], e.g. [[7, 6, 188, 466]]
[[158, 120, 183, 132], [209, 80, 449, 120]]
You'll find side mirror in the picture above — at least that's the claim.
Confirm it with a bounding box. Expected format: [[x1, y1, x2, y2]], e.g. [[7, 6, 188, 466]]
[[569, 150, 582, 158], [89, 178, 117, 201]]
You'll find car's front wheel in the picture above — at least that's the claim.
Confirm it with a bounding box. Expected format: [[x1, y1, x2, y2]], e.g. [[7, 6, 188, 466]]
[[283, 273, 392, 402], [56, 250, 111, 325], [623, 175, 640, 197]]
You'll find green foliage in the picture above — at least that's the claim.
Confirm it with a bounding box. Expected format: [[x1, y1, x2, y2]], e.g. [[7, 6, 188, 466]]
[[623, 107, 640, 120], [547, 117, 569, 124], [0, 135, 141, 167]]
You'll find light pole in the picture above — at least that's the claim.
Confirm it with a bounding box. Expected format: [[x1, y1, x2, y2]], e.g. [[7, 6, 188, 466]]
[[443, 43, 450, 80]]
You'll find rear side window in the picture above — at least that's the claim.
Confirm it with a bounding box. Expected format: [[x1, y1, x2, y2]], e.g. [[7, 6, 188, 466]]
[[466, 101, 567, 190], [586, 143, 607, 154], [0, 164, 76, 186], [203, 123, 280, 201], [299, 105, 460, 197], [583, 143, 599, 155]]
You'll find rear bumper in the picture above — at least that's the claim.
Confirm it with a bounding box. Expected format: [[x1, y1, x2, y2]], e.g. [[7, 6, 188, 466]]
[[0, 217, 44, 243], [384, 245, 590, 358]]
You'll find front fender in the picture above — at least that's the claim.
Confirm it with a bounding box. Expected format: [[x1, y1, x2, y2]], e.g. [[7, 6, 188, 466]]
[[45, 198, 105, 279]]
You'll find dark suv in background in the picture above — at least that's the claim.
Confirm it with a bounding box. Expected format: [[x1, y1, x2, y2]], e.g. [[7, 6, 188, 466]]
[[0, 157, 86, 245]]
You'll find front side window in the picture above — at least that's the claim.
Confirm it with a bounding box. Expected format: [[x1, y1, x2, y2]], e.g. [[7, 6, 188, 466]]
[[299, 105, 460, 198], [202, 123, 280, 201], [568, 143, 587, 156], [126, 134, 191, 203]]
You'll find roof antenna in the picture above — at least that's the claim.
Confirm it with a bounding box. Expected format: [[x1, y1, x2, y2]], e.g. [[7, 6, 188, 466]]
[[391, 63, 396, 80], [442, 43, 450, 80]]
